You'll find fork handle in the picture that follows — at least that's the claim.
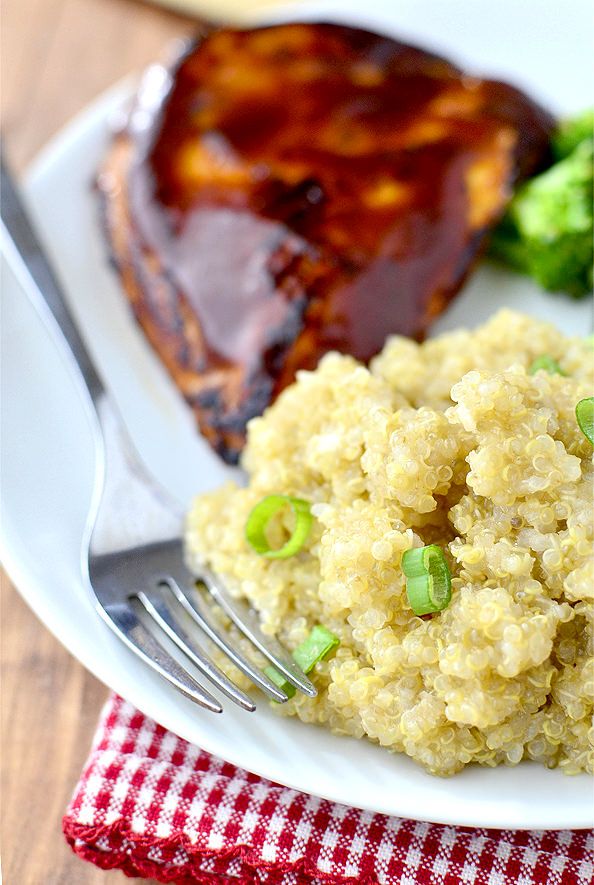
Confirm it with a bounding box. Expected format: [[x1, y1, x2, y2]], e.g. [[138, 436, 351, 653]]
[[0, 153, 106, 405]]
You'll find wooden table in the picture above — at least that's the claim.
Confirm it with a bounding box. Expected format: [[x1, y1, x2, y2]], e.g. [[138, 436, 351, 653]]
[[1, 2, 198, 881]]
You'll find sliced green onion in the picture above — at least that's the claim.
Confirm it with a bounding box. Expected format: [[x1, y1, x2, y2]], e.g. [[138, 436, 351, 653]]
[[576, 397, 594, 444], [245, 495, 312, 559], [401, 544, 451, 615], [265, 625, 340, 700], [293, 625, 340, 672], [528, 355, 566, 376]]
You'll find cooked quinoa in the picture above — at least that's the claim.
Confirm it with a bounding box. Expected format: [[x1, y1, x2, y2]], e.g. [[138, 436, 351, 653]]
[[186, 310, 594, 776]]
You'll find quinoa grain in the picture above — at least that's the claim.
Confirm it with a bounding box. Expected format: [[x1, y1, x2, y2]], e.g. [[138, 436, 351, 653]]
[[186, 311, 593, 776]]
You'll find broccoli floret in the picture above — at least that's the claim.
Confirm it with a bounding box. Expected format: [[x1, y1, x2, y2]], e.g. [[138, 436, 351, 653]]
[[490, 114, 593, 298], [553, 109, 594, 160]]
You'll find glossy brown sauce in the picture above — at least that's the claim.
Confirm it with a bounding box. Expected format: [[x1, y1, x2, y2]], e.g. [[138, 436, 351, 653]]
[[128, 23, 553, 395]]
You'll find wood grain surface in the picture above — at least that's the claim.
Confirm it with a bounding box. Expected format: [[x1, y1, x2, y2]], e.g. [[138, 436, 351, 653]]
[[1, 2, 199, 882]]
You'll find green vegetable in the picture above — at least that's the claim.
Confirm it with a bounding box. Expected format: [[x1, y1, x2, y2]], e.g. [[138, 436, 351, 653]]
[[265, 625, 340, 699], [553, 109, 594, 160], [245, 494, 312, 559], [528, 355, 566, 376], [401, 544, 452, 616], [490, 110, 593, 298], [576, 397, 594, 444]]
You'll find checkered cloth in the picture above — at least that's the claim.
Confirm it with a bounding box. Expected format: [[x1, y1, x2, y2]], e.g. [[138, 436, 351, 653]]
[[63, 694, 593, 884]]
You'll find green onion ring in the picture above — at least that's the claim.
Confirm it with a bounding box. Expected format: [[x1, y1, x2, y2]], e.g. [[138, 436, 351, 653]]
[[265, 625, 340, 700], [528, 355, 566, 376], [245, 494, 313, 559], [401, 544, 452, 615], [576, 397, 594, 445]]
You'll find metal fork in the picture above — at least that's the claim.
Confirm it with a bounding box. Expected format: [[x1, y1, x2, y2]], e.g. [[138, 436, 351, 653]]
[[1, 158, 316, 713]]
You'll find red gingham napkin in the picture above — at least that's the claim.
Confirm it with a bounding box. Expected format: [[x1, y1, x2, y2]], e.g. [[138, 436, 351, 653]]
[[63, 694, 593, 885]]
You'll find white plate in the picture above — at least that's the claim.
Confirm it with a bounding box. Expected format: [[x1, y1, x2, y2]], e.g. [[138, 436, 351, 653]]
[[2, 0, 593, 830]]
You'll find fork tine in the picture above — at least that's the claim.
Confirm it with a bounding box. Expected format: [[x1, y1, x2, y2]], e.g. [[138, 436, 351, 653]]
[[199, 566, 318, 698], [99, 602, 223, 713], [166, 577, 291, 703], [136, 589, 256, 712]]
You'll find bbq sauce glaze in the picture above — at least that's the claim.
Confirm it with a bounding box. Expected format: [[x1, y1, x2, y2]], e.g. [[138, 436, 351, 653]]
[[129, 22, 554, 399]]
